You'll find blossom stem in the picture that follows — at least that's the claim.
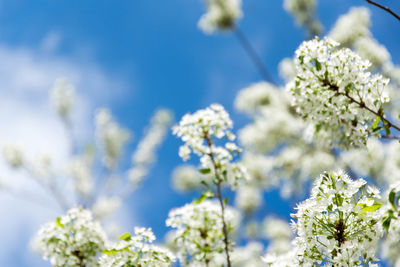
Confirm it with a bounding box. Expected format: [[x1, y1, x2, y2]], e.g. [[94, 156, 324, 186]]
[[23, 166, 69, 211], [204, 134, 232, 267], [365, 0, 400, 22], [324, 80, 400, 137], [72, 250, 85, 267], [234, 27, 276, 85], [381, 135, 400, 140], [1, 186, 59, 211]]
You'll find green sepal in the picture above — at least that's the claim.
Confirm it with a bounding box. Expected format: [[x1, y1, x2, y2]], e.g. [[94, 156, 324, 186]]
[[193, 191, 214, 204], [119, 232, 131, 241]]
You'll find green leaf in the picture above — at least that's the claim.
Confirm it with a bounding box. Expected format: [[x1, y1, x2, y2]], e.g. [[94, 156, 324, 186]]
[[358, 200, 382, 215], [119, 232, 131, 241], [198, 168, 211, 174], [193, 191, 214, 204], [389, 190, 396, 209], [372, 126, 382, 133], [371, 116, 380, 130], [312, 58, 322, 71], [200, 180, 209, 188], [224, 197, 229, 206], [102, 249, 118, 255], [385, 126, 391, 136], [383, 216, 392, 232], [55, 217, 64, 228]]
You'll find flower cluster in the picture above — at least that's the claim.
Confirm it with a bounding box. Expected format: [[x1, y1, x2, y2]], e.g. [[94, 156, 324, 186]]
[[68, 150, 94, 197], [33, 207, 107, 267], [234, 185, 262, 214], [166, 200, 240, 266], [198, 0, 242, 34], [262, 250, 298, 267], [230, 242, 265, 267], [354, 37, 390, 68], [95, 108, 131, 170], [292, 170, 383, 266], [128, 109, 173, 186], [289, 37, 390, 148], [328, 7, 370, 47], [92, 196, 121, 220], [51, 77, 76, 120], [234, 82, 284, 116], [283, 0, 321, 35], [100, 227, 175, 267], [173, 104, 247, 187], [236, 82, 302, 154], [2, 145, 23, 168], [263, 217, 292, 256], [171, 164, 206, 193]]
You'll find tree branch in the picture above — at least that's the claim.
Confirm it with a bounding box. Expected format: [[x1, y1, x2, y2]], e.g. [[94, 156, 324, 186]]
[[324, 80, 400, 138], [365, 0, 400, 22], [23, 166, 69, 211], [204, 135, 232, 267], [234, 27, 276, 85]]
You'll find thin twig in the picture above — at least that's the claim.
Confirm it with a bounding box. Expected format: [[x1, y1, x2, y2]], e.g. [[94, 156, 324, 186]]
[[381, 135, 400, 140], [23, 166, 69, 211], [1, 186, 59, 212], [323, 80, 400, 138], [365, 0, 400, 22], [204, 134, 232, 267], [234, 27, 276, 85]]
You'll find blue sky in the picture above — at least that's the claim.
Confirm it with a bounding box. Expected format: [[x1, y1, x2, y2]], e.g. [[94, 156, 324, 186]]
[[0, 0, 399, 266]]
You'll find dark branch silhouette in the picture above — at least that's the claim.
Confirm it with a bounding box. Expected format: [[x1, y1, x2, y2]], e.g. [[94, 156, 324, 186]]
[[234, 27, 276, 85], [365, 0, 400, 22]]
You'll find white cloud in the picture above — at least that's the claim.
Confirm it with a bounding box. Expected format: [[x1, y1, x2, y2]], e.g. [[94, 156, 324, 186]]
[[0, 38, 131, 266]]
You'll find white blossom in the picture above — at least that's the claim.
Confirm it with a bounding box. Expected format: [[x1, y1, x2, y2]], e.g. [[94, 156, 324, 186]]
[[234, 82, 282, 116], [263, 216, 293, 260], [173, 104, 247, 188], [383, 62, 400, 88], [340, 138, 385, 179], [230, 242, 265, 267], [279, 58, 297, 82], [289, 37, 390, 148], [262, 249, 298, 267], [166, 200, 240, 266], [240, 153, 274, 188], [30, 155, 52, 183], [68, 154, 94, 196], [198, 0, 242, 34], [382, 140, 400, 185], [95, 108, 131, 170], [99, 227, 175, 267], [381, 184, 400, 266], [283, 0, 321, 35], [237, 85, 302, 154], [33, 207, 107, 267], [171, 164, 206, 193], [263, 216, 292, 242], [354, 37, 390, 68], [2, 145, 23, 168], [128, 109, 172, 186], [92, 196, 121, 221], [244, 220, 259, 239], [272, 146, 336, 197], [234, 185, 262, 214], [329, 7, 371, 47], [51, 77, 76, 119], [292, 170, 383, 266]]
